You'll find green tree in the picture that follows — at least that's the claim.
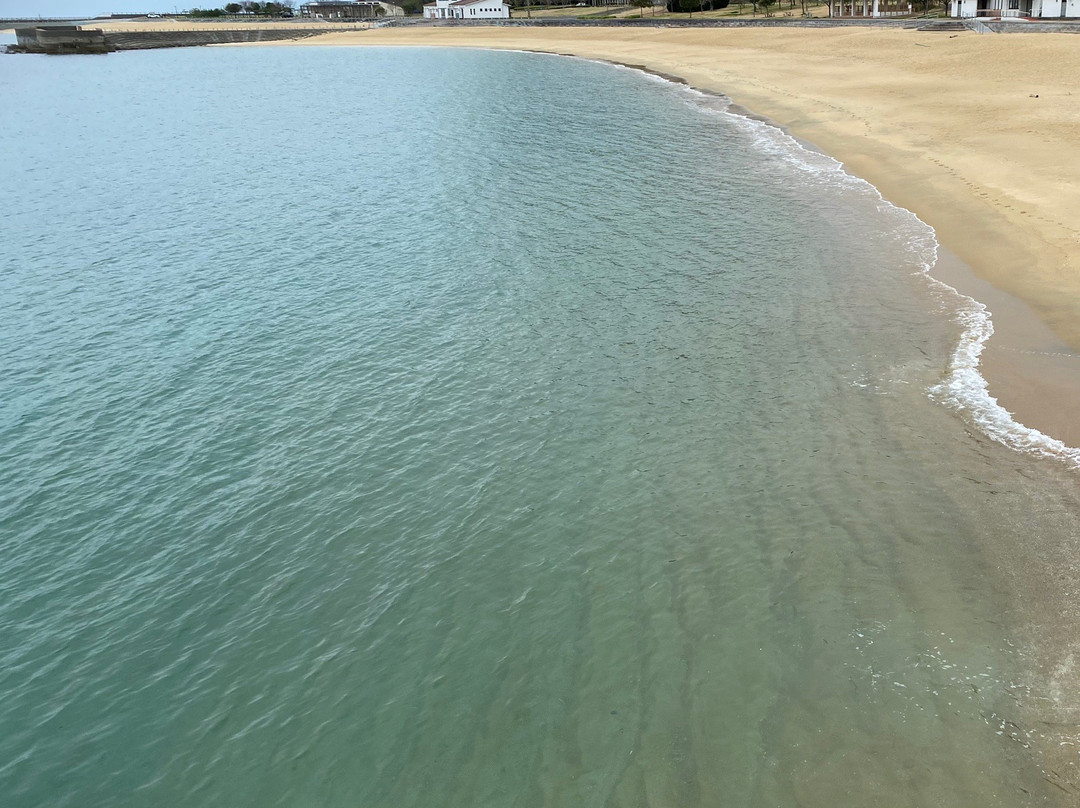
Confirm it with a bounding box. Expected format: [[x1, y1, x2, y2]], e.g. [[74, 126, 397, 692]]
[[758, 0, 774, 13], [225, 2, 242, 11], [631, 0, 651, 14]]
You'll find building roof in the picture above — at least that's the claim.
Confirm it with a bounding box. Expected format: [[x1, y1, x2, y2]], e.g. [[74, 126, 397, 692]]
[[449, 0, 508, 5]]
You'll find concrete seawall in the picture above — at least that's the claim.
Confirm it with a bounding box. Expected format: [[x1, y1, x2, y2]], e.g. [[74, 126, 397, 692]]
[[12, 26, 112, 54], [7, 27, 339, 54], [386, 16, 975, 30], [12, 16, 1079, 54], [406, 16, 927, 28], [103, 28, 334, 50]]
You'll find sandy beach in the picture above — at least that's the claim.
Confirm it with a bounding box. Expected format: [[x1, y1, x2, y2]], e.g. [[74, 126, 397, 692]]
[[244, 24, 1080, 446]]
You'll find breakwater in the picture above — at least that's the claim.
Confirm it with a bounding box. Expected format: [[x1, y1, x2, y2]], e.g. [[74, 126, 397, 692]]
[[12, 27, 111, 54], [104, 28, 332, 49], [7, 27, 337, 54]]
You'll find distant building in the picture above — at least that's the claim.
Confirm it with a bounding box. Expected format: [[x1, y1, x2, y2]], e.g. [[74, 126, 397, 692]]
[[828, 0, 911, 15], [301, 1, 405, 18], [422, 0, 511, 18], [950, 0, 1075, 14]]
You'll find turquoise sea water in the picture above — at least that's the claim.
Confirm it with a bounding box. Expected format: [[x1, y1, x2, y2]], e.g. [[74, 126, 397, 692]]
[[2, 45, 1080, 806]]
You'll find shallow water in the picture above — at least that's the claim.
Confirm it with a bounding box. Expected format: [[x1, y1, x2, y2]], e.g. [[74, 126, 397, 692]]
[[1, 45, 1079, 807]]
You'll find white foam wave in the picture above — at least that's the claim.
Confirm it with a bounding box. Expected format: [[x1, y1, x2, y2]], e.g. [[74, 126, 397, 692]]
[[925, 285, 1080, 468], [606, 57, 1080, 470]]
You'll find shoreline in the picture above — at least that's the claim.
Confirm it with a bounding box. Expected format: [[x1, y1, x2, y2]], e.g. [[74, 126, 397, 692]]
[[212, 39, 1080, 793], [237, 25, 1080, 459]]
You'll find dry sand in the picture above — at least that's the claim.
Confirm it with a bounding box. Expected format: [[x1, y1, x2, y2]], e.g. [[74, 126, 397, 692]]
[[257, 24, 1080, 445]]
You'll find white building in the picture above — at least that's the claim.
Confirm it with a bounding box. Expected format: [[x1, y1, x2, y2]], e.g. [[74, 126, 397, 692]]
[[951, 0, 1078, 15], [423, 0, 511, 18]]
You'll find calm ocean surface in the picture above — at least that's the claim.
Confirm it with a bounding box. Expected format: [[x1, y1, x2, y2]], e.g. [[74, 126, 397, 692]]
[[2, 45, 1080, 807]]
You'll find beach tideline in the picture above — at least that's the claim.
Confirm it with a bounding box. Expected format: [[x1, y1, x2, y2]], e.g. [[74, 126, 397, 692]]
[[247, 24, 1080, 444]]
